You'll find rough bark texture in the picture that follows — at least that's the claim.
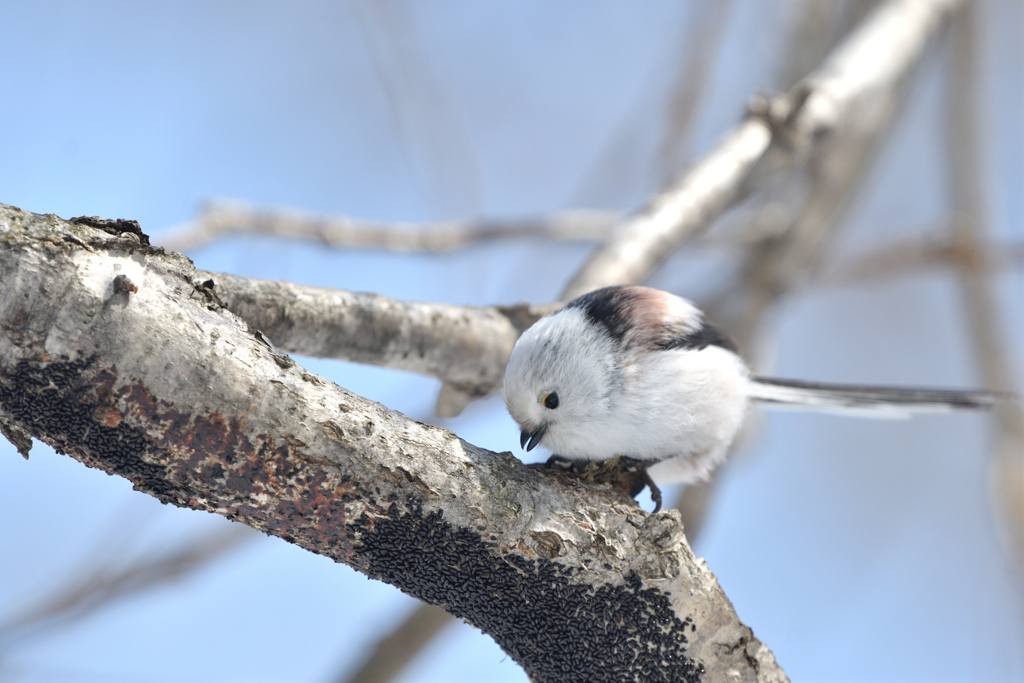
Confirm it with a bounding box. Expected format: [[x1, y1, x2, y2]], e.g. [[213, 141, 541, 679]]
[[0, 204, 787, 682], [195, 269, 555, 414]]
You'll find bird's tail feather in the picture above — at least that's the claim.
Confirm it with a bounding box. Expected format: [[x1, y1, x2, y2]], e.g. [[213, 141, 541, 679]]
[[749, 376, 1007, 419]]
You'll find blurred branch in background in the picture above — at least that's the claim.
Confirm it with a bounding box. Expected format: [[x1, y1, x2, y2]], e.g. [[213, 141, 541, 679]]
[[336, 602, 453, 683], [0, 525, 256, 657], [562, 110, 771, 300], [159, 203, 620, 254], [697, 0, 884, 349], [561, 0, 958, 300], [776, 0, 879, 91], [677, 0, 894, 537], [824, 231, 1024, 285], [944, 4, 1024, 575]]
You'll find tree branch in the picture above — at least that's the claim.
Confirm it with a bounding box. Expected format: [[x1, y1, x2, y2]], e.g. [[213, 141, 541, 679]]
[[562, 115, 772, 300], [193, 269, 556, 416], [158, 202, 619, 254], [0, 204, 785, 682], [824, 233, 1024, 285], [562, 0, 962, 301]]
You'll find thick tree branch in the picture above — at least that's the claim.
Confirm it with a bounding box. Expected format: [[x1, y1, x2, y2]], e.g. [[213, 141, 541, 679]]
[[193, 269, 556, 416], [562, 0, 962, 301], [159, 202, 619, 254], [0, 204, 786, 682]]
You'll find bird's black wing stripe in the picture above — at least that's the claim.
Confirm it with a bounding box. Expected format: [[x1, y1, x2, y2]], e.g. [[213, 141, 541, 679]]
[[565, 286, 637, 343], [566, 286, 740, 353], [656, 320, 739, 354]]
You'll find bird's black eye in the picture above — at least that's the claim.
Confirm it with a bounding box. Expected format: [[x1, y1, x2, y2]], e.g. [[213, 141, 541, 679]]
[[542, 392, 559, 409]]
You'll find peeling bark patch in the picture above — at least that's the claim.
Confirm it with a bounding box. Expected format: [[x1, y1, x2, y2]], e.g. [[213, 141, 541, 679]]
[[70, 215, 150, 245], [0, 356, 174, 495], [355, 504, 703, 683], [93, 405, 123, 427], [115, 382, 368, 562]]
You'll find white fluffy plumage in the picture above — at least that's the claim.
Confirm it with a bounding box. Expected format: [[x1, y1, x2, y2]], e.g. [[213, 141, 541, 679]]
[[502, 286, 748, 486], [502, 285, 1003, 488]]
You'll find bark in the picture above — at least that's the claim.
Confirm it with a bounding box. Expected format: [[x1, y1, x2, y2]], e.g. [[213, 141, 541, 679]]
[[194, 269, 556, 416], [0, 204, 787, 682]]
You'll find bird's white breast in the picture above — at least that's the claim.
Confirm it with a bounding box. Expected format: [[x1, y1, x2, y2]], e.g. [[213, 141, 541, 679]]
[[544, 344, 750, 484]]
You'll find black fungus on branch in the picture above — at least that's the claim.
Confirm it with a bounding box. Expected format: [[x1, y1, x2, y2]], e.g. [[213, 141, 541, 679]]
[[70, 215, 151, 245], [355, 502, 704, 683], [0, 356, 176, 497]]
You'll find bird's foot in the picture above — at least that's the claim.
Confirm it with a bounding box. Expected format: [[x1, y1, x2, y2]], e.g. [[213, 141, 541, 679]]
[[528, 455, 662, 513], [620, 457, 663, 513], [542, 454, 584, 472]]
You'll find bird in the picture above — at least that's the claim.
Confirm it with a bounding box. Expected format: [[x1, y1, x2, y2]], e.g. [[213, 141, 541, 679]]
[[501, 285, 1006, 511]]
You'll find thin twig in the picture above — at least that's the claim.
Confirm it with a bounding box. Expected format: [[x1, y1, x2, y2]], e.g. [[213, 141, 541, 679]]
[[353, 0, 480, 217], [159, 202, 620, 254]]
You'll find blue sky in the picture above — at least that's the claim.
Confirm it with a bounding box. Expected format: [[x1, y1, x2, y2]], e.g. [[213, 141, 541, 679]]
[[1, 2, 1023, 681]]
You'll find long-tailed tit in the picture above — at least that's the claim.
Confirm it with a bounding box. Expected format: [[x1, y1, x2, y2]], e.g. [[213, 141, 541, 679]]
[[502, 285, 1005, 509]]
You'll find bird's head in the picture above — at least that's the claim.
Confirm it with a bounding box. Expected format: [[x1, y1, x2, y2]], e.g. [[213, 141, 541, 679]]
[[501, 305, 618, 455]]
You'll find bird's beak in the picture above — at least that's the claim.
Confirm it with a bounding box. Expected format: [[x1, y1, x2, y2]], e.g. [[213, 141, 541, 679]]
[[519, 424, 548, 452]]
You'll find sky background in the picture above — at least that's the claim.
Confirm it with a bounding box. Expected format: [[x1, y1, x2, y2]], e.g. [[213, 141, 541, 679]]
[[1, 1, 1023, 681]]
